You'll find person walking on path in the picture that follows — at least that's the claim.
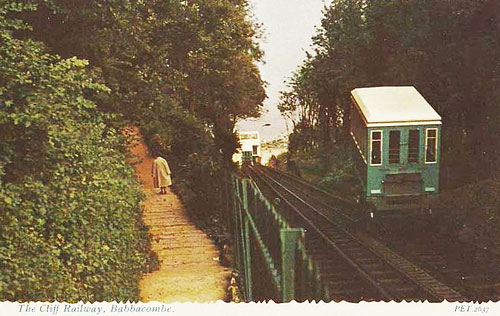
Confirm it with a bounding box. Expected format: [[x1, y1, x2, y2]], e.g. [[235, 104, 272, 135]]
[[152, 154, 172, 194]]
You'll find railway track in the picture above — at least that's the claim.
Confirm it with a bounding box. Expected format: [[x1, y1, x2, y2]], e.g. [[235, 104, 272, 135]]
[[260, 166, 362, 222], [248, 165, 466, 302], [263, 166, 500, 301]]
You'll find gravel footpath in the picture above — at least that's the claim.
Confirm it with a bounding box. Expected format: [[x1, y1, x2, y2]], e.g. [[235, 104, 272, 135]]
[[126, 127, 231, 302]]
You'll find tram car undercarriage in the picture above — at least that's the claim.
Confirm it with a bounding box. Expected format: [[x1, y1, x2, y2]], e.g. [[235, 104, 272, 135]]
[[349, 86, 441, 212]]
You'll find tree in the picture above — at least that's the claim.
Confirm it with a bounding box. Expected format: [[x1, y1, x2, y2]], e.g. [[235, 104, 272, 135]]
[[0, 2, 154, 301], [280, 0, 500, 189], [18, 0, 266, 236]]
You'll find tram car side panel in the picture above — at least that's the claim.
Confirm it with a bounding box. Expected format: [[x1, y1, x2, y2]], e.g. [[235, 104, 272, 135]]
[[349, 100, 369, 192], [350, 86, 442, 211]]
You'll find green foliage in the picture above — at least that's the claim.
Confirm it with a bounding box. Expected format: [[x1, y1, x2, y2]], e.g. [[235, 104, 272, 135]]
[[280, 0, 500, 190], [20, 1, 266, 241], [1, 0, 265, 301], [0, 3, 155, 301], [285, 144, 361, 199], [22, 0, 266, 141]]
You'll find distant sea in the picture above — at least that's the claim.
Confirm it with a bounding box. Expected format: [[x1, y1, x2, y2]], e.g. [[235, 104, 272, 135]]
[[235, 105, 289, 143]]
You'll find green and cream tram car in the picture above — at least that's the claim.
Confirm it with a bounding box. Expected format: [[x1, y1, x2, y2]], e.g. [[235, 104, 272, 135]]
[[350, 86, 441, 212], [234, 131, 261, 166]]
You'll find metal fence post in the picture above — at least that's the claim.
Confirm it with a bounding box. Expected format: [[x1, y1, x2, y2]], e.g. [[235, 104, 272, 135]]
[[243, 216, 252, 300], [280, 228, 303, 302], [232, 177, 241, 274], [242, 178, 248, 210], [241, 179, 253, 300]]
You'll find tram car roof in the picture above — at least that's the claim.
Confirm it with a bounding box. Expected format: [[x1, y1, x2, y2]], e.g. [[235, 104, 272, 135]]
[[351, 86, 441, 127]]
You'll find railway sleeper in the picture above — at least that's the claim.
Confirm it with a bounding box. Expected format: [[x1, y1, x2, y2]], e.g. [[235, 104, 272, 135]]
[[327, 238, 353, 244], [348, 253, 381, 262], [327, 287, 379, 300], [415, 255, 446, 262], [367, 269, 399, 276], [339, 244, 369, 251], [327, 244, 363, 252], [358, 262, 386, 272], [375, 277, 408, 287], [309, 253, 347, 263], [417, 259, 448, 267], [432, 287, 462, 295], [353, 257, 378, 265], [327, 280, 368, 291], [389, 285, 427, 298], [459, 274, 498, 283], [435, 268, 461, 276], [316, 263, 360, 274], [416, 253, 444, 259], [305, 241, 337, 250], [425, 263, 450, 270], [431, 291, 465, 301], [320, 271, 368, 282]]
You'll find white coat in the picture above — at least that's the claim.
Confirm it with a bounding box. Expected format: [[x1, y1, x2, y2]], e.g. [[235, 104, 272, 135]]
[[152, 157, 172, 188]]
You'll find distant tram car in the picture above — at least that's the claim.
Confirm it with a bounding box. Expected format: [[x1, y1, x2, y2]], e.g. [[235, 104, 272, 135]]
[[349, 86, 441, 212], [237, 131, 261, 165]]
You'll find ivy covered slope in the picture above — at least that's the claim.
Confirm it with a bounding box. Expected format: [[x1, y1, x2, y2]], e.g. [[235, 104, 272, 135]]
[[0, 4, 154, 301]]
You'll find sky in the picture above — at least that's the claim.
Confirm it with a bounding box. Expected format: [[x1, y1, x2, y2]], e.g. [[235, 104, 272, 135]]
[[235, 0, 327, 143]]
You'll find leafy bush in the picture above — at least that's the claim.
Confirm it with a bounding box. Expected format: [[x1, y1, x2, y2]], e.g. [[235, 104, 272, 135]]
[[0, 5, 155, 301], [14, 0, 265, 252], [287, 142, 362, 199]]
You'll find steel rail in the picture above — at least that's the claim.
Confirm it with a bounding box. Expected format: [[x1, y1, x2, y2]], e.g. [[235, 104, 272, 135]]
[[258, 166, 469, 301], [261, 166, 359, 223], [263, 166, 358, 207], [250, 165, 466, 301], [248, 166, 394, 300]]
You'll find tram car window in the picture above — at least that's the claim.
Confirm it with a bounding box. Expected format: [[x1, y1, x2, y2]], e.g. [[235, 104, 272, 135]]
[[349, 86, 442, 211], [241, 151, 253, 165]]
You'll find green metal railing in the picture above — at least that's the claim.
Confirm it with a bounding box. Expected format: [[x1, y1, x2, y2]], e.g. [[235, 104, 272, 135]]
[[231, 175, 330, 302]]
